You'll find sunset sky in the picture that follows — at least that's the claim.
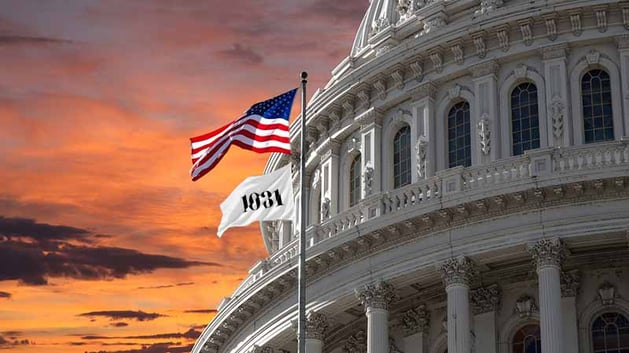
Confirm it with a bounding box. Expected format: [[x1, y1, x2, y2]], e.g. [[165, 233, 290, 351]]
[[0, 1, 364, 352]]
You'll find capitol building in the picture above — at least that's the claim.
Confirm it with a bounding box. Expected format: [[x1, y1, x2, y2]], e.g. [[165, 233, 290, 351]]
[[193, 1, 629, 353]]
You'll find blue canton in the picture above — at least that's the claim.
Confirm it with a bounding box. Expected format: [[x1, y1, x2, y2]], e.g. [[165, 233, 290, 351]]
[[246, 88, 298, 121]]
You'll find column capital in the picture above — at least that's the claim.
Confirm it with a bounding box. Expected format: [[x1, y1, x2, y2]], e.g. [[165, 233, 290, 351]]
[[343, 331, 367, 353], [305, 311, 329, 340], [439, 256, 476, 287], [560, 270, 581, 297], [355, 281, 396, 310], [401, 304, 430, 336], [528, 238, 567, 270], [470, 284, 501, 315]]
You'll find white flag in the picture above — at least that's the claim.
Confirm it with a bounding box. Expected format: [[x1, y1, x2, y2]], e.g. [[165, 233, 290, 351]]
[[217, 165, 295, 237]]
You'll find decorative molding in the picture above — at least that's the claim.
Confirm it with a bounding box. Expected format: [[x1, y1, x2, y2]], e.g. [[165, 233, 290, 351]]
[[518, 19, 534, 46], [586, 50, 600, 65], [528, 238, 567, 270], [598, 282, 616, 305], [623, 5, 629, 30], [450, 40, 464, 65], [569, 10, 582, 36], [560, 270, 581, 297], [514, 64, 528, 79], [616, 35, 629, 49], [373, 79, 387, 100], [470, 60, 499, 78], [356, 281, 397, 310], [448, 84, 461, 100], [439, 256, 476, 287], [429, 49, 443, 73], [343, 331, 367, 353], [540, 43, 568, 60], [312, 168, 321, 190], [305, 311, 329, 340], [475, 0, 503, 15], [544, 14, 558, 41], [550, 95, 565, 139], [409, 59, 424, 81], [357, 89, 370, 109], [342, 98, 354, 117], [472, 31, 487, 58], [347, 137, 361, 154], [391, 69, 405, 90], [423, 16, 446, 35], [371, 17, 390, 37], [477, 116, 491, 155], [515, 295, 537, 318], [397, 0, 413, 24], [594, 6, 608, 33], [402, 304, 430, 335], [416, 138, 427, 179], [496, 24, 510, 52], [321, 197, 330, 221], [363, 162, 375, 196], [471, 284, 501, 315]]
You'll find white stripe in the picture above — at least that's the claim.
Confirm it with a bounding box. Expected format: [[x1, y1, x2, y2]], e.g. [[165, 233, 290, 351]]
[[191, 136, 290, 178], [190, 115, 289, 150]]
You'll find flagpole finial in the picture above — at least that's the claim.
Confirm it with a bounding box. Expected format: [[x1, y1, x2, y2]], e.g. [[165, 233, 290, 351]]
[[301, 72, 308, 81]]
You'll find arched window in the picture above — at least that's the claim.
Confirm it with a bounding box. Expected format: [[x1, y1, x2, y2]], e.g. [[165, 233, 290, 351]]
[[511, 82, 540, 155], [447, 101, 471, 168], [393, 125, 411, 188], [582, 69, 614, 143], [349, 154, 361, 207], [591, 312, 629, 353], [512, 324, 541, 353]]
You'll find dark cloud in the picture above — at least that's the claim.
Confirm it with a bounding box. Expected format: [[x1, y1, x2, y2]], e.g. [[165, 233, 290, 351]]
[[216, 44, 263, 65], [0, 216, 219, 285], [78, 310, 165, 322], [85, 343, 193, 353], [0, 333, 30, 349], [184, 309, 217, 314], [81, 328, 200, 341], [304, 0, 367, 22], [110, 322, 129, 328], [137, 282, 195, 290], [0, 291, 10, 299], [0, 35, 72, 46]]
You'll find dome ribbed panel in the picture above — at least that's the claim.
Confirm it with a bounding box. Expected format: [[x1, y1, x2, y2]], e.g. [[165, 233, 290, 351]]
[[351, 0, 397, 57]]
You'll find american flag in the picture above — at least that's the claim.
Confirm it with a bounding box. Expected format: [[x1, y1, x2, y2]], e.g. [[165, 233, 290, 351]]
[[190, 88, 297, 181]]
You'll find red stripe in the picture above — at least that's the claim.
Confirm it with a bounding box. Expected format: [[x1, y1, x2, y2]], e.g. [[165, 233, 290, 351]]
[[190, 115, 288, 144], [190, 120, 232, 143], [191, 128, 290, 156]]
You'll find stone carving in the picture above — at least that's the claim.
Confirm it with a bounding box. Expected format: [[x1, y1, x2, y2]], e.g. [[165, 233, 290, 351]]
[[519, 20, 533, 46], [343, 331, 367, 353], [550, 95, 564, 139], [570, 11, 582, 36], [528, 238, 567, 269], [595, 7, 607, 33], [470, 60, 499, 78], [560, 270, 581, 297], [423, 17, 446, 35], [429, 51, 443, 73], [402, 304, 430, 335], [374, 79, 387, 100], [515, 295, 537, 318], [473, 33, 487, 58], [586, 50, 600, 65], [347, 137, 361, 154], [514, 64, 528, 79], [598, 282, 616, 305], [544, 16, 557, 41], [251, 346, 274, 353], [391, 70, 404, 90], [342, 99, 354, 117], [305, 311, 329, 340], [451, 42, 464, 64], [390, 338, 404, 353], [363, 162, 374, 196], [541, 44, 568, 60], [409, 60, 424, 81], [440, 256, 476, 287], [356, 281, 397, 310], [448, 85, 461, 100], [477, 116, 491, 155], [471, 284, 501, 314], [397, 0, 413, 23], [321, 197, 330, 221], [371, 17, 391, 36], [475, 0, 503, 15], [357, 90, 370, 109], [416, 139, 427, 179], [496, 25, 509, 52], [312, 168, 321, 190]]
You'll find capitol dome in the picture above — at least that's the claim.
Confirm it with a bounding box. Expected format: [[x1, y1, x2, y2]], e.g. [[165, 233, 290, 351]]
[[193, 1, 629, 353]]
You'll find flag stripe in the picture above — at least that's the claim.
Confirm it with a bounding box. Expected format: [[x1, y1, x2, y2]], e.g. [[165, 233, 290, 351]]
[[190, 115, 289, 150]]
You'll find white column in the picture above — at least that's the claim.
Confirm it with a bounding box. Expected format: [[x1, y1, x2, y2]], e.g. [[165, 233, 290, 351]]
[[402, 305, 430, 353], [440, 256, 475, 353], [617, 36, 629, 137], [470, 285, 500, 353], [358, 109, 383, 198], [320, 141, 340, 219], [560, 270, 581, 353], [305, 311, 329, 353], [356, 281, 396, 353], [470, 61, 499, 163], [541, 44, 570, 147], [529, 238, 566, 353], [410, 83, 436, 180]]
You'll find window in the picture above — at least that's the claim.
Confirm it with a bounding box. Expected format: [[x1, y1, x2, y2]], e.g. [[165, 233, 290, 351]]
[[512, 324, 541, 353], [393, 125, 411, 188], [592, 312, 629, 353], [447, 101, 471, 168], [349, 154, 361, 207], [511, 82, 540, 155], [582, 69, 614, 143]]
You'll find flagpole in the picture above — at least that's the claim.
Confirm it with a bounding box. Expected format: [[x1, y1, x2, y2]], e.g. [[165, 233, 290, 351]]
[[298, 71, 308, 353]]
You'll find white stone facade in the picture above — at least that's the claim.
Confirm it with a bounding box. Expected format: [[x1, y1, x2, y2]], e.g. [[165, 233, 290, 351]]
[[193, 1, 629, 353]]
